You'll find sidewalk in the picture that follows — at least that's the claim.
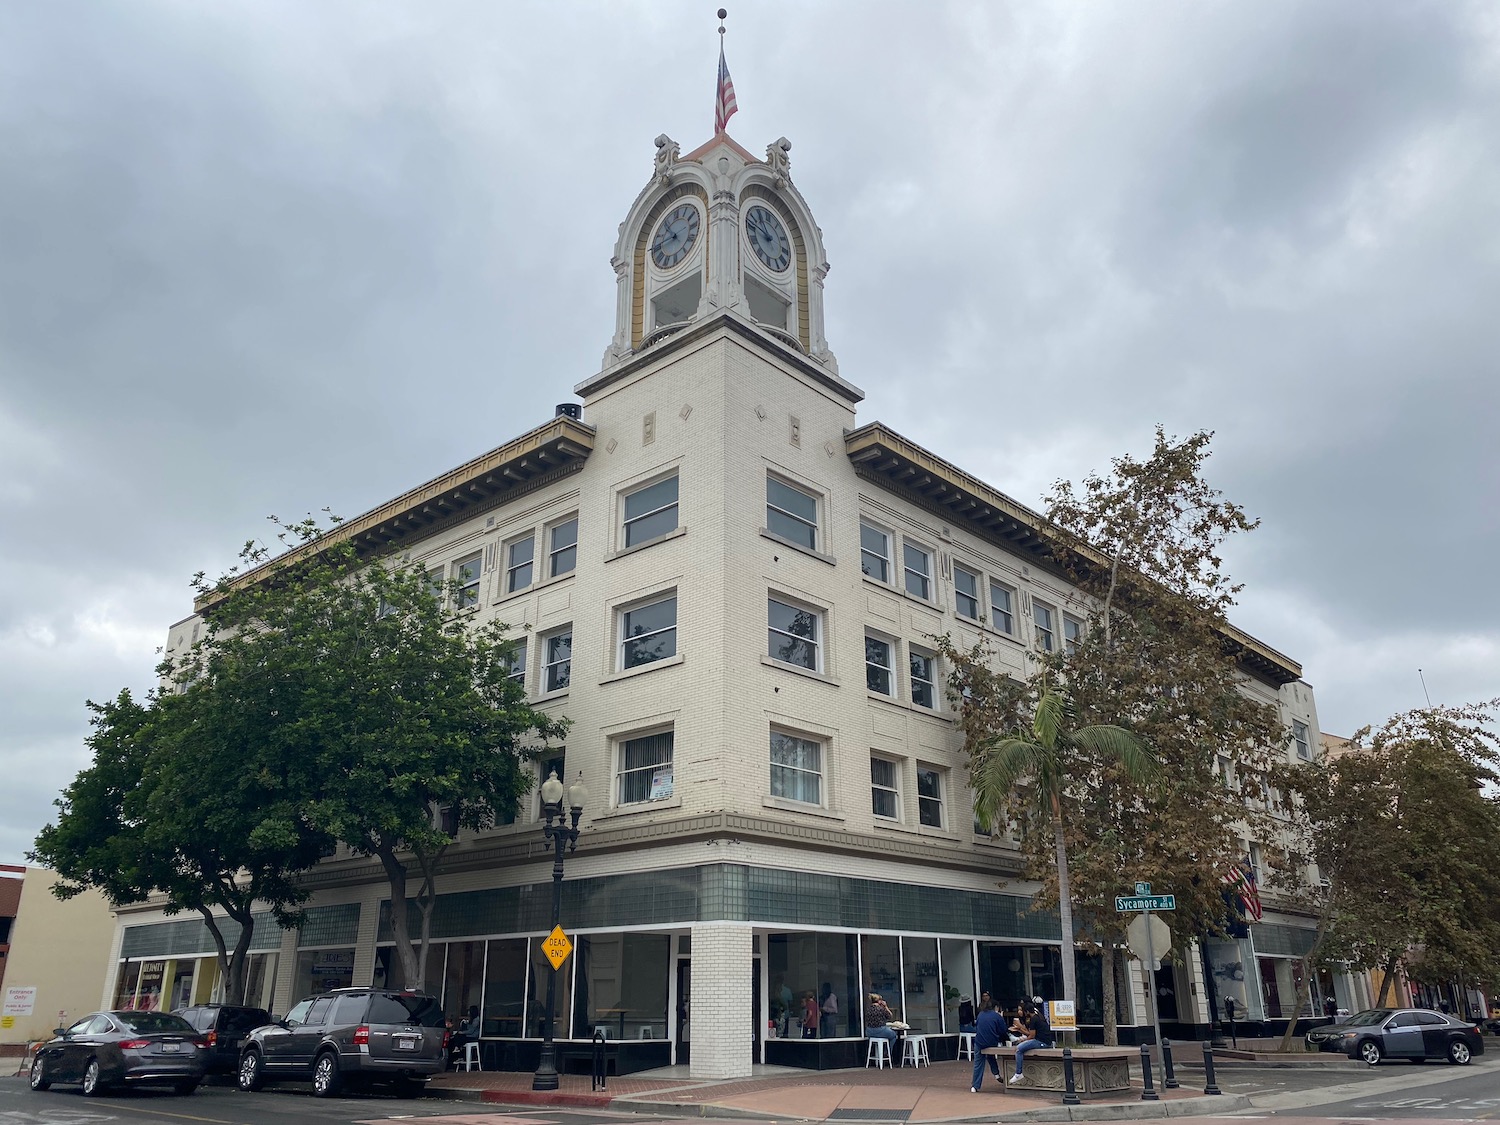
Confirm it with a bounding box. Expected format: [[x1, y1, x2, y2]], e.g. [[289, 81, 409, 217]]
[[428, 1056, 1249, 1122]]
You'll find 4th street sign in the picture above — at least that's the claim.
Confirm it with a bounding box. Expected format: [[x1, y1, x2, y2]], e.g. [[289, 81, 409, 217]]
[[1115, 894, 1176, 911]]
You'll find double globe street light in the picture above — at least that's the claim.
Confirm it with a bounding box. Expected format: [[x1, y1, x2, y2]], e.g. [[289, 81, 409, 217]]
[[532, 769, 588, 1092]]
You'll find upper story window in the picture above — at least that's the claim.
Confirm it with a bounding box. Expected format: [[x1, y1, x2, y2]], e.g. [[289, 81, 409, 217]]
[[506, 536, 535, 593], [1033, 600, 1056, 653], [454, 553, 482, 608], [505, 638, 528, 688], [766, 475, 819, 550], [903, 543, 932, 600], [909, 647, 937, 709], [618, 730, 674, 805], [871, 757, 900, 820], [1063, 613, 1084, 655], [426, 567, 444, 603], [769, 731, 823, 805], [768, 596, 822, 671], [620, 593, 678, 670], [953, 564, 981, 621], [865, 635, 895, 696], [623, 474, 679, 548], [916, 766, 944, 828], [1292, 720, 1311, 760], [860, 521, 891, 582], [543, 628, 572, 693], [989, 580, 1016, 635], [548, 518, 578, 578]]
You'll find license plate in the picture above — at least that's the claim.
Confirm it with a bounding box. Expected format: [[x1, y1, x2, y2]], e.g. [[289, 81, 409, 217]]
[[161, 1043, 181, 1053], [394, 1036, 418, 1051]]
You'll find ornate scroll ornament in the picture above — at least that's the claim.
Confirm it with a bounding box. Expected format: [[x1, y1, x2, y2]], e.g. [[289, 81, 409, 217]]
[[766, 136, 792, 187], [654, 134, 681, 186]]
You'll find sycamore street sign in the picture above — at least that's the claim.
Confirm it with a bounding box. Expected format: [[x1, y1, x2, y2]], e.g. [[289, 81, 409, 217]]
[[1115, 894, 1176, 912]]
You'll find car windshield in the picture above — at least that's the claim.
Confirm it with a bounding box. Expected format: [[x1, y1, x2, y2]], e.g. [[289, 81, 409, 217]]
[[366, 993, 446, 1028], [1342, 1009, 1392, 1027], [116, 1012, 196, 1034]]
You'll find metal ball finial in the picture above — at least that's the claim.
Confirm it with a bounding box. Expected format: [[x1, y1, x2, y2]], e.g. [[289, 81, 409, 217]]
[[717, 8, 727, 18]]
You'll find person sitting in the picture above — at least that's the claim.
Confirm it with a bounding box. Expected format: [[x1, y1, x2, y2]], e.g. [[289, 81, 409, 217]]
[[1009, 1000, 1053, 1085], [1005, 1004, 1028, 1045], [970, 997, 1005, 1092], [864, 993, 898, 1053], [448, 1005, 480, 1066]]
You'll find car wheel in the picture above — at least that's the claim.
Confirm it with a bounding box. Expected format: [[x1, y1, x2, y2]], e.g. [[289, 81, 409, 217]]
[[237, 1050, 264, 1092], [173, 1080, 199, 1096], [81, 1058, 107, 1097], [1448, 1039, 1472, 1065], [311, 1051, 343, 1098], [28, 1056, 51, 1091], [1358, 1039, 1382, 1066]]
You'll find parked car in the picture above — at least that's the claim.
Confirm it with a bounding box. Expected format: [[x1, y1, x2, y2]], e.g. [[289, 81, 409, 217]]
[[237, 988, 447, 1098], [29, 1010, 206, 1096], [1306, 1008, 1484, 1065], [173, 1004, 272, 1075]]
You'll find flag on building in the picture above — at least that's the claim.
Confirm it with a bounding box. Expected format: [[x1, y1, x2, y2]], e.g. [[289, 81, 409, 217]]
[[714, 42, 738, 133], [1222, 858, 1263, 922]]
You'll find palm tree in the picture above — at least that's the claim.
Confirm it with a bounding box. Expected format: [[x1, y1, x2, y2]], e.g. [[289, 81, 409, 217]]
[[973, 683, 1158, 1007]]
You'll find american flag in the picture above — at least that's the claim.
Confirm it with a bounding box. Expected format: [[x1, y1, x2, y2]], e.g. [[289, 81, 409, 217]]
[[714, 42, 738, 133], [1223, 858, 1263, 922]]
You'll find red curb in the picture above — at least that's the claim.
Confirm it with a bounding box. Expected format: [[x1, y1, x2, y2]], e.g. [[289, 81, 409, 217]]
[[479, 1089, 616, 1108]]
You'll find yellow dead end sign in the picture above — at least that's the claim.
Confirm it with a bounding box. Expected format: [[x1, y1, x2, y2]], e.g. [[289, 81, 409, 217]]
[[542, 925, 573, 971]]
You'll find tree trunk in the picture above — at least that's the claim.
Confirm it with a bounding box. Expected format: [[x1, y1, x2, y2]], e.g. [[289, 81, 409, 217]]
[[198, 906, 232, 1004], [225, 904, 256, 1005], [1375, 951, 1400, 1007], [1052, 794, 1078, 1006], [1101, 942, 1119, 1045], [378, 847, 422, 991], [412, 847, 446, 993], [1277, 895, 1334, 1052]]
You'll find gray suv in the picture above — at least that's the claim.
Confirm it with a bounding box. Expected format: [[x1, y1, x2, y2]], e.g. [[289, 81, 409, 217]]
[[237, 988, 447, 1098]]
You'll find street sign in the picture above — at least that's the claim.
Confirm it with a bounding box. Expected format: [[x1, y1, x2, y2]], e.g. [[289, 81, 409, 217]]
[[1114, 894, 1175, 912], [541, 925, 573, 970], [1135, 881, 1151, 896], [1126, 913, 1171, 969]]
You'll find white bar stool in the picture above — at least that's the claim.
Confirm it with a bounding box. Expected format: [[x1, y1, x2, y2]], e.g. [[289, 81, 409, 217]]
[[865, 1036, 892, 1068], [902, 1034, 930, 1067], [957, 1031, 976, 1060], [461, 1041, 481, 1071]]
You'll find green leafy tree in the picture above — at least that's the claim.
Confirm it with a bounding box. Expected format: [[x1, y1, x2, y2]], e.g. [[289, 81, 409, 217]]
[[180, 516, 567, 990], [31, 688, 327, 1003], [970, 681, 1157, 1010]]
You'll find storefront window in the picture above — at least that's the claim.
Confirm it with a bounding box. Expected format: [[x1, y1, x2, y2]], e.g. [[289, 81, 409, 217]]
[[940, 939, 976, 1032], [443, 941, 485, 1026], [114, 961, 142, 1009], [572, 933, 670, 1042], [901, 937, 941, 1032], [978, 943, 1029, 1006], [245, 953, 276, 1012], [766, 932, 860, 1039], [297, 948, 355, 997], [482, 938, 528, 1037], [528, 936, 573, 1038], [1205, 937, 1262, 1020], [169, 961, 195, 1010], [136, 960, 167, 1011], [1075, 949, 1131, 1026], [861, 934, 902, 1023], [1259, 957, 1309, 1018]]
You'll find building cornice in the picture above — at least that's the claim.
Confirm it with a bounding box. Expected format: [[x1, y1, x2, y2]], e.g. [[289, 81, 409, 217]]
[[845, 422, 1302, 686], [196, 416, 595, 611]]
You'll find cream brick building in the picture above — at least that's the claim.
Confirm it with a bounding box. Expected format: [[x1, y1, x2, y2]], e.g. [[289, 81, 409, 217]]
[[109, 129, 1331, 1077]]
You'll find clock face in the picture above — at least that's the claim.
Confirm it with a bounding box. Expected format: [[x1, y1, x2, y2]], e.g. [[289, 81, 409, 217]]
[[651, 204, 700, 269], [745, 205, 791, 272]]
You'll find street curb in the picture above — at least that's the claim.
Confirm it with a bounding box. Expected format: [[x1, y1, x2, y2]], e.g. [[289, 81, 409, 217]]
[[988, 1094, 1253, 1122], [425, 1086, 618, 1108]]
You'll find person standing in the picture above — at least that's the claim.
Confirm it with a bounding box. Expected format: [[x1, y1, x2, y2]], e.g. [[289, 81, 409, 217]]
[[802, 991, 819, 1038], [970, 997, 1005, 1092], [958, 994, 976, 1033], [820, 983, 839, 1038], [1009, 1000, 1053, 1085]]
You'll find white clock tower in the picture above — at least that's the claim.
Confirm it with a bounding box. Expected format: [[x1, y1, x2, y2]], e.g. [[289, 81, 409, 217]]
[[597, 131, 840, 377]]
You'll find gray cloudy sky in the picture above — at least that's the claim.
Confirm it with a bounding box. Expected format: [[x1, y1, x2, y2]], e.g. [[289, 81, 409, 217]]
[[2, 1, 1496, 866]]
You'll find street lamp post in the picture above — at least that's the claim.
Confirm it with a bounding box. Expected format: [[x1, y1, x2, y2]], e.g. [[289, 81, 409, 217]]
[[532, 769, 588, 1092]]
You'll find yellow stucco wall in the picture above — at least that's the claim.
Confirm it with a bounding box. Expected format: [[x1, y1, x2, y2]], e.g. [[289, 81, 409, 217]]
[[0, 869, 116, 1045]]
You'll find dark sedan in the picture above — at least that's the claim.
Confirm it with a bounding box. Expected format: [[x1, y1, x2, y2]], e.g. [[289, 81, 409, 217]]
[[1306, 1007, 1484, 1065], [29, 1010, 207, 1096]]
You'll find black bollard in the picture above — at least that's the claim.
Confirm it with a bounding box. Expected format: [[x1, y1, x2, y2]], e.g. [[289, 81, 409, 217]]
[[1061, 1047, 1080, 1106], [592, 1028, 607, 1091], [1139, 1042, 1159, 1101], [1202, 1043, 1222, 1096], [1162, 1038, 1178, 1088]]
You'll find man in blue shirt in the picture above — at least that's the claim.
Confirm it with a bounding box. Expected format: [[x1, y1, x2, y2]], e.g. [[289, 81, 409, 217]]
[[970, 998, 1006, 1092]]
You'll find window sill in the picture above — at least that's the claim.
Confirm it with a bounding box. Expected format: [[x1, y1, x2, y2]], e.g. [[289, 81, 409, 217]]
[[593, 795, 683, 821], [860, 573, 940, 613], [492, 569, 574, 607], [760, 529, 837, 566], [536, 687, 571, 703], [761, 796, 844, 822], [761, 657, 839, 686], [866, 692, 951, 722], [608, 526, 686, 562], [600, 654, 685, 685]]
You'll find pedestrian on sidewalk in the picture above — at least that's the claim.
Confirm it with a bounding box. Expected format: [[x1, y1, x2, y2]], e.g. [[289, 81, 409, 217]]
[[970, 997, 1004, 1092], [1008, 1000, 1053, 1085]]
